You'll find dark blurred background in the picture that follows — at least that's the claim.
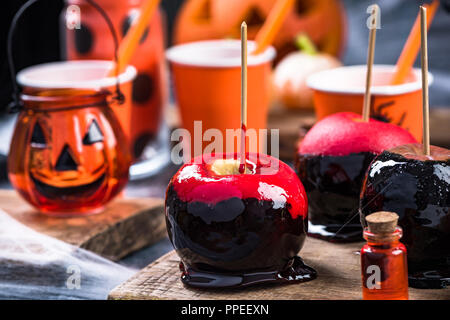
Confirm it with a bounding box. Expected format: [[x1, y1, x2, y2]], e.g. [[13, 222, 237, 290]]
[[0, 0, 186, 116], [1, 0, 450, 112], [0, 0, 449, 182]]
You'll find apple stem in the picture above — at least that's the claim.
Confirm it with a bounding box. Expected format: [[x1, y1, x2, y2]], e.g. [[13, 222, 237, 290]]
[[240, 22, 248, 174], [362, 5, 378, 122], [295, 33, 318, 55], [420, 6, 430, 156]]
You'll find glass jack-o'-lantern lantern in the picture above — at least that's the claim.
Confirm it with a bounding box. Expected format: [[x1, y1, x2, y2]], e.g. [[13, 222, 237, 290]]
[[7, 0, 135, 216], [8, 61, 136, 216]]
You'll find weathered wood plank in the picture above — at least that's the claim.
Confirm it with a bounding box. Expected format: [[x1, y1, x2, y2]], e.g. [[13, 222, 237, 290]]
[[108, 237, 450, 300], [0, 189, 166, 261]]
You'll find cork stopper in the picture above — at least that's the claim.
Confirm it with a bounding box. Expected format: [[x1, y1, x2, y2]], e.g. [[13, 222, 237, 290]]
[[365, 211, 399, 234]]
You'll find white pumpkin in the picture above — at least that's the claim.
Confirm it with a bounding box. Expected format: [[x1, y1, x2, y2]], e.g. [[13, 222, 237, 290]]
[[273, 46, 341, 109]]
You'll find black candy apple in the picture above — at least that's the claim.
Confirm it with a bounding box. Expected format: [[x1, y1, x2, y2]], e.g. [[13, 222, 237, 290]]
[[295, 112, 417, 242], [165, 152, 316, 288], [360, 143, 450, 289]]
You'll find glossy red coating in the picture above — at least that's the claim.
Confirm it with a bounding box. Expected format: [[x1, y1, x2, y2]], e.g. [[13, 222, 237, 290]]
[[298, 112, 417, 156], [169, 152, 308, 219]]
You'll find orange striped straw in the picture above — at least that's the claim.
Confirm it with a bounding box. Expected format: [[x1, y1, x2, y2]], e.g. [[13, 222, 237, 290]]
[[252, 0, 295, 55], [108, 0, 161, 76], [390, 0, 439, 85]]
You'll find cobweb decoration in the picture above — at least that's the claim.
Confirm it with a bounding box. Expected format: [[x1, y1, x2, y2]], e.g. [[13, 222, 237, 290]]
[[0, 209, 136, 299]]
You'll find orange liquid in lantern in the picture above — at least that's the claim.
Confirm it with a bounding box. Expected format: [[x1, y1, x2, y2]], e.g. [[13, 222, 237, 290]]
[[8, 89, 131, 216]]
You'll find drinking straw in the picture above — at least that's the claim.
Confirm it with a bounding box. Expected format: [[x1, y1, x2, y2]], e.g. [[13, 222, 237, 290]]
[[390, 0, 438, 85], [239, 22, 248, 174], [252, 0, 295, 55], [420, 6, 430, 156], [108, 0, 161, 76], [362, 5, 378, 122]]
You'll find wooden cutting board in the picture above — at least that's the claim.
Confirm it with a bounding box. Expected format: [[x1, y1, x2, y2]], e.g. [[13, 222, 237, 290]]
[[108, 237, 450, 300], [0, 189, 166, 261]]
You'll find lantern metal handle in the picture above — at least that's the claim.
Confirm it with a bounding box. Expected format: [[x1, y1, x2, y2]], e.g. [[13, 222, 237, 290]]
[[7, 0, 125, 113]]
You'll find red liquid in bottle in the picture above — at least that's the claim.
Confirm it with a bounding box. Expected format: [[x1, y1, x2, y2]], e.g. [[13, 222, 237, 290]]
[[239, 124, 247, 174], [361, 227, 409, 300]]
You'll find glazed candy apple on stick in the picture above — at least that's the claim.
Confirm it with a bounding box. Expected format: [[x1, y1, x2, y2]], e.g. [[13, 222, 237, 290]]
[[360, 7, 450, 289], [166, 152, 315, 288], [295, 5, 417, 242], [165, 22, 316, 288], [295, 113, 417, 242]]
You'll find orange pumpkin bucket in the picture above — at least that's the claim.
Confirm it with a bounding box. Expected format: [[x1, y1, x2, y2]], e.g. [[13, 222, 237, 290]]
[[166, 40, 276, 159], [307, 65, 433, 142]]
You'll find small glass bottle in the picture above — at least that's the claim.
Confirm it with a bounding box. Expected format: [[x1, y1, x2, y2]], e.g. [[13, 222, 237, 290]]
[[360, 211, 409, 300]]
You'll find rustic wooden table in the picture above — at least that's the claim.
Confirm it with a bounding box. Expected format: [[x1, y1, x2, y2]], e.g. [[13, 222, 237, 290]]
[[108, 106, 450, 300], [0, 190, 166, 261], [109, 237, 450, 300], [0, 107, 449, 299]]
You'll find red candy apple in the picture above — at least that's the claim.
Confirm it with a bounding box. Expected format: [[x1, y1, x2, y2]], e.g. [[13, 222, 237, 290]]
[[170, 153, 307, 218], [299, 112, 417, 156], [295, 112, 418, 242], [360, 143, 450, 289], [165, 152, 316, 288]]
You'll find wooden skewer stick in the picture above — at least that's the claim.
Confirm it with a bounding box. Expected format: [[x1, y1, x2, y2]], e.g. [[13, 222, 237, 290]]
[[420, 6, 430, 156], [362, 5, 378, 122], [239, 22, 248, 174]]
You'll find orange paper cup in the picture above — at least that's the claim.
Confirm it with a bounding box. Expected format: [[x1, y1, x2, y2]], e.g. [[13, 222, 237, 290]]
[[307, 65, 433, 142], [167, 40, 276, 159]]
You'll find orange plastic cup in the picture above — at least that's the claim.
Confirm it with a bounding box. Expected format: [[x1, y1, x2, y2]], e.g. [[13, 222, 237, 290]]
[[166, 40, 276, 158], [307, 65, 433, 142]]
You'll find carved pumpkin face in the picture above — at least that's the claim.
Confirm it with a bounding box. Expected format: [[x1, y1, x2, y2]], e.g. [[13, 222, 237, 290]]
[[29, 115, 107, 199], [174, 0, 347, 62], [9, 104, 131, 215]]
